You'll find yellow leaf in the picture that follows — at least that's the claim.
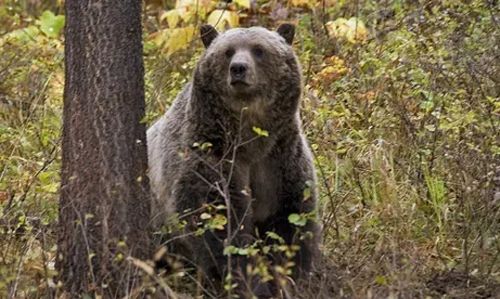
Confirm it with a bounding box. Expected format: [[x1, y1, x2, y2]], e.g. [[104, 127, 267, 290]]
[[175, 0, 195, 9], [176, 0, 213, 9], [291, 0, 317, 8], [160, 9, 180, 28], [326, 17, 368, 44], [326, 18, 347, 36], [149, 26, 196, 56], [179, 7, 195, 23], [316, 56, 348, 83], [345, 17, 368, 43], [234, 0, 251, 9], [175, 0, 216, 19], [207, 9, 239, 30], [166, 26, 195, 55], [252, 126, 269, 137]]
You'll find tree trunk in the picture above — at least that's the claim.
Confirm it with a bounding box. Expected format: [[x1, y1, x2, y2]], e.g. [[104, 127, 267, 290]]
[[57, 1, 151, 297]]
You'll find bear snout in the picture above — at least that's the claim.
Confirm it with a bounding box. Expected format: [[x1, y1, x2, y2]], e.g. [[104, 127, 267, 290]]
[[229, 61, 253, 87], [230, 62, 248, 80], [228, 51, 256, 89]]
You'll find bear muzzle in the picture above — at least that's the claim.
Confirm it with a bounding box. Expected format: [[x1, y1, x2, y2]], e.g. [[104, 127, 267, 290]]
[[229, 62, 252, 88], [230, 62, 248, 80], [228, 52, 256, 93]]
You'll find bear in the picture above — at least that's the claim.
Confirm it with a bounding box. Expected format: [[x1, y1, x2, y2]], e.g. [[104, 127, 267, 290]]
[[147, 24, 320, 297]]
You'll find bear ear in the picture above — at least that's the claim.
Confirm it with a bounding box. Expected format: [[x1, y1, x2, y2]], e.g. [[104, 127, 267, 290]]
[[276, 23, 295, 45], [200, 24, 218, 48]]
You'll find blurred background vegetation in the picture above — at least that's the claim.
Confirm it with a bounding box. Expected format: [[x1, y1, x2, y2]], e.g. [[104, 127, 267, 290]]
[[0, 0, 499, 298]]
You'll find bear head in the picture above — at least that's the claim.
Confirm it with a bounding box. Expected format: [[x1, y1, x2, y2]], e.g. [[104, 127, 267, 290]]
[[193, 24, 302, 115]]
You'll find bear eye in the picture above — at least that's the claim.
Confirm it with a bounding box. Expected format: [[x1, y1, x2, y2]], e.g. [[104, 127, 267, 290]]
[[225, 48, 235, 58], [252, 46, 265, 58]]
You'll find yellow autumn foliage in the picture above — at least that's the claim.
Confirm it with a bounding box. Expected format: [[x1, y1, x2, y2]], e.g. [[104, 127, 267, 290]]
[[160, 0, 216, 28], [326, 17, 368, 43], [150, 26, 196, 56], [160, 9, 181, 28], [207, 9, 239, 30], [315, 56, 348, 85], [290, 0, 317, 8], [234, 0, 251, 9]]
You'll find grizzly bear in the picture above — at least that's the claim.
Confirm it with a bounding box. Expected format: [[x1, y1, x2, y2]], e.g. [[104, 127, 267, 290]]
[[147, 24, 320, 297]]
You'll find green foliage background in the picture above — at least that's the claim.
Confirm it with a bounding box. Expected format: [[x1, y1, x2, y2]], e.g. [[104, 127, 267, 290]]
[[0, 0, 498, 297]]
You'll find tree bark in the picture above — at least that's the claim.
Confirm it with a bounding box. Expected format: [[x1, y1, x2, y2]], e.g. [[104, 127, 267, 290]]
[[57, 1, 151, 297]]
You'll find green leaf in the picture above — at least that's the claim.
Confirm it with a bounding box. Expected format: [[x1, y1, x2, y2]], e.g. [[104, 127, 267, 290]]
[[38, 11, 65, 38], [375, 275, 388, 285], [223, 245, 239, 255], [5, 26, 41, 43], [303, 186, 311, 200], [288, 213, 307, 226], [237, 247, 249, 255], [252, 126, 269, 137], [266, 231, 284, 243], [207, 213, 227, 230]]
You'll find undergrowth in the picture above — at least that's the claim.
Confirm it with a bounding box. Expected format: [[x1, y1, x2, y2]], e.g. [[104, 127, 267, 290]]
[[0, 0, 498, 298]]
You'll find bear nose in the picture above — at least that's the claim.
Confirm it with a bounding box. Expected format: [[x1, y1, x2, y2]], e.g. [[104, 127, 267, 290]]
[[230, 62, 248, 79]]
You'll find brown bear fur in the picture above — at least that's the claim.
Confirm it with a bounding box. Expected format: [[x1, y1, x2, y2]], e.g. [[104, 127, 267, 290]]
[[147, 24, 320, 297]]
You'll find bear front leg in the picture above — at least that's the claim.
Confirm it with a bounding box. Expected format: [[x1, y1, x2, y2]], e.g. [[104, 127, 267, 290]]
[[269, 139, 320, 278], [174, 160, 256, 295], [265, 203, 320, 278]]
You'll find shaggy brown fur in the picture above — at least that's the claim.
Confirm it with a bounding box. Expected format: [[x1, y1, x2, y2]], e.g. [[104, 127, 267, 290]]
[[147, 24, 320, 298]]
